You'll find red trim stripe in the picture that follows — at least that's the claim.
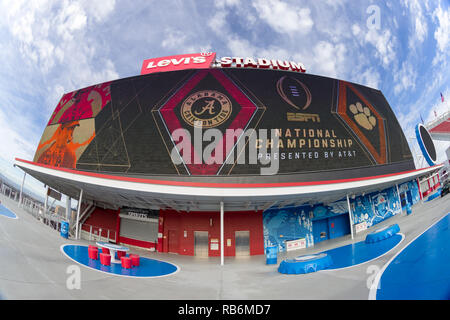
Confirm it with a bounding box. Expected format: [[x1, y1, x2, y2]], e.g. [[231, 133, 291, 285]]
[[119, 236, 156, 249], [15, 158, 441, 189]]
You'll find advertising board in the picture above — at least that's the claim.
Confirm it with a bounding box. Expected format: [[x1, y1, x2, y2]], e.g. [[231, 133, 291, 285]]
[[35, 67, 414, 179]]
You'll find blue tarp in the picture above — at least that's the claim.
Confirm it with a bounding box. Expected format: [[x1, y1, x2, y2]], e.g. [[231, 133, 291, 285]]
[[365, 224, 400, 243], [278, 253, 333, 274]]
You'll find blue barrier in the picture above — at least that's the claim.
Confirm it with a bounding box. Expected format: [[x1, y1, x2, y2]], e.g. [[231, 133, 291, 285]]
[[60, 221, 69, 239], [425, 189, 441, 202], [278, 253, 333, 274], [365, 224, 400, 244], [406, 203, 412, 215], [265, 246, 278, 265]]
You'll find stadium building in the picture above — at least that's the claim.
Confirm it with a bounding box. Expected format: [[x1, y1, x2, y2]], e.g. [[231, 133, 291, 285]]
[[14, 53, 443, 263]]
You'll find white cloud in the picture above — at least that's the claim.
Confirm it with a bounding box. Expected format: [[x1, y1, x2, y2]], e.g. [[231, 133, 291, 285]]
[[358, 67, 381, 89], [208, 10, 228, 34], [55, 1, 88, 41], [161, 28, 188, 50], [0, 106, 38, 163], [394, 62, 418, 94], [310, 41, 347, 78], [0, 0, 118, 85], [82, 0, 116, 23], [364, 28, 396, 67], [252, 0, 313, 34], [433, 5, 449, 53], [227, 36, 259, 57], [401, 0, 428, 48], [213, 0, 240, 9], [414, 16, 428, 43], [351, 24, 361, 36], [0, 0, 120, 186]]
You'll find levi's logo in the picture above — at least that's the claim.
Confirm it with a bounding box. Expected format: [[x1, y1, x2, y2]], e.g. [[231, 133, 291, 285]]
[[141, 53, 216, 75], [146, 56, 206, 69]]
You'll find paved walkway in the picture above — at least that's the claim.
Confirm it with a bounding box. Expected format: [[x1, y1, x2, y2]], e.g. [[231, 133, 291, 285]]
[[0, 193, 448, 300]]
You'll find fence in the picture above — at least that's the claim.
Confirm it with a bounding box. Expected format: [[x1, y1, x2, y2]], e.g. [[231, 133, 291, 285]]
[[80, 223, 117, 243], [0, 180, 119, 242], [0, 180, 67, 234]]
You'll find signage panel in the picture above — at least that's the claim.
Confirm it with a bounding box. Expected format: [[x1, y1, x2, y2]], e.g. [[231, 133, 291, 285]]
[[37, 67, 415, 179], [121, 207, 159, 220], [47, 188, 62, 201], [141, 52, 216, 75], [355, 221, 368, 233], [286, 238, 306, 251]]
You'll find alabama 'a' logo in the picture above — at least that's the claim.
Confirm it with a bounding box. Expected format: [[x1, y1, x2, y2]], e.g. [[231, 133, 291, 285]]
[[181, 90, 232, 128], [152, 69, 265, 175]]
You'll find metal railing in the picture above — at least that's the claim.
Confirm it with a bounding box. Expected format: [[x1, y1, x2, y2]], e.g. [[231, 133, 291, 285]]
[[79, 223, 117, 243], [0, 180, 115, 242], [425, 110, 450, 131], [0, 181, 66, 234]]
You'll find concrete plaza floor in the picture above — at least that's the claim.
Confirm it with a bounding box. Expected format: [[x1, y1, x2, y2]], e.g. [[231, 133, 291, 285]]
[[0, 192, 448, 300]]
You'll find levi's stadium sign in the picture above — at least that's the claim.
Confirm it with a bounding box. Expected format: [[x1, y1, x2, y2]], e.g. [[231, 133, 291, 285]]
[[141, 52, 217, 75], [141, 52, 307, 75], [213, 56, 306, 73]]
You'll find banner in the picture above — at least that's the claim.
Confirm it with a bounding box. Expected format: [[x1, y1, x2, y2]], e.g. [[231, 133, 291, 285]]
[[286, 238, 306, 251], [141, 52, 216, 75], [47, 188, 62, 201]]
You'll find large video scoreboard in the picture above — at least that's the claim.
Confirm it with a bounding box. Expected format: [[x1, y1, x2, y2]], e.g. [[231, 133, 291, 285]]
[[34, 67, 414, 180]]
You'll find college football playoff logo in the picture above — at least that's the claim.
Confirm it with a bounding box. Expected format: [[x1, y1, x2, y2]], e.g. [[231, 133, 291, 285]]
[[181, 90, 232, 128]]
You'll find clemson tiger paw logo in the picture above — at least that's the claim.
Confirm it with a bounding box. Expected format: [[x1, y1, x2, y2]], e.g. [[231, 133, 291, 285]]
[[349, 102, 376, 130]]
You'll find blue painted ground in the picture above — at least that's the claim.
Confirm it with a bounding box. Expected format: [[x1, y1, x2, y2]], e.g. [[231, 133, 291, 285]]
[[376, 213, 450, 300], [62, 245, 179, 278], [322, 233, 403, 270], [425, 189, 441, 202], [0, 204, 17, 219]]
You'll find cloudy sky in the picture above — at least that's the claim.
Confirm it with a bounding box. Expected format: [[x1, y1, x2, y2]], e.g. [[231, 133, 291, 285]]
[[0, 0, 449, 198]]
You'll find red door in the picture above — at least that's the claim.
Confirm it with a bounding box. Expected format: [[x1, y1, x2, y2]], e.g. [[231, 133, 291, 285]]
[[168, 230, 178, 254]]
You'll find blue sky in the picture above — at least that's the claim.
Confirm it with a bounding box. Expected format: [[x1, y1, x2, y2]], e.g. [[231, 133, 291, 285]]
[[0, 0, 449, 200]]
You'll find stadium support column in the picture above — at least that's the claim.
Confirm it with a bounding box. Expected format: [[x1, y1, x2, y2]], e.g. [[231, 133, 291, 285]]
[[19, 172, 26, 207], [346, 195, 354, 240], [220, 201, 224, 266], [75, 189, 84, 240], [44, 186, 49, 215], [66, 196, 71, 222], [396, 184, 402, 215], [417, 178, 423, 203]]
